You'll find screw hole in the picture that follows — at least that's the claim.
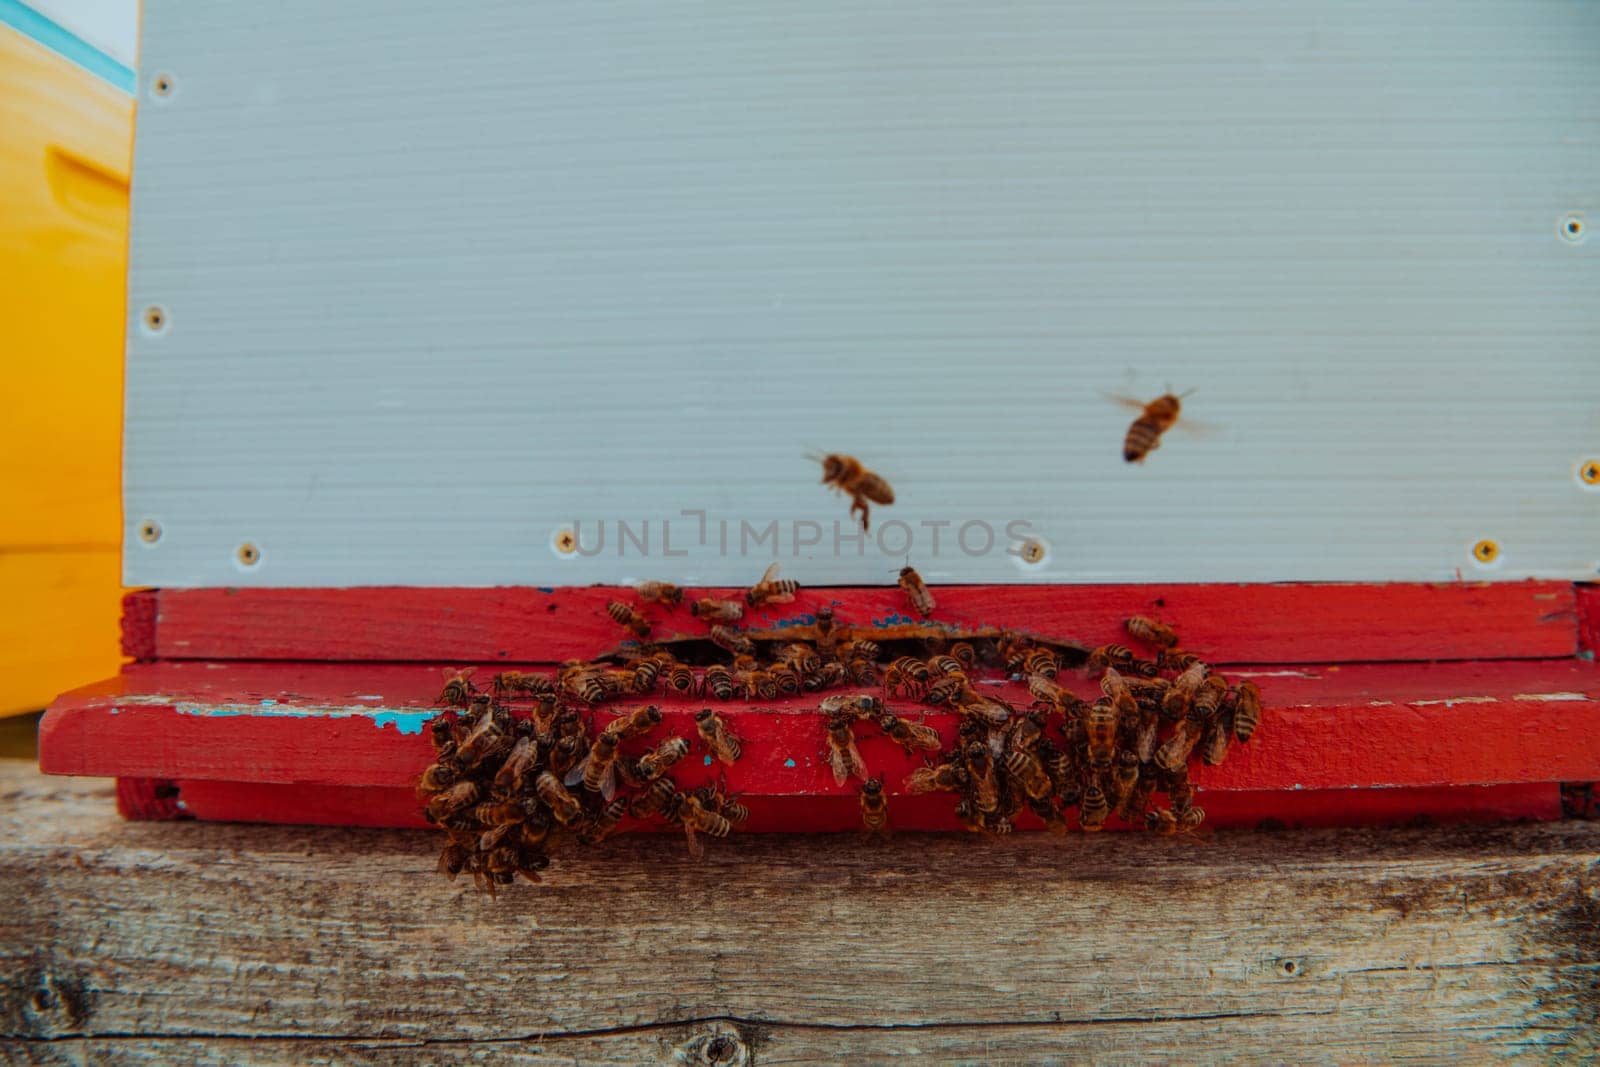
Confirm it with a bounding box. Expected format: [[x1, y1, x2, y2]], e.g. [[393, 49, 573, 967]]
[[142, 306, 167, 332], [138, 520, 162, 544], [1559, 213, 1586, 243], [236, 543, 260, 567], [1283, 959, 1297, 975], [151, 73, 174, 97]]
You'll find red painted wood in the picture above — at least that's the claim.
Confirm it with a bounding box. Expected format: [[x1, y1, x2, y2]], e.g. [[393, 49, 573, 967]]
[[1578, 583, 1600, 658], [115, 777, 182, 820], [165, 780, 1559, 832], [134, 581, 1577, 666], [40, 659, 1600, 802], [120, 590, 158, 661]]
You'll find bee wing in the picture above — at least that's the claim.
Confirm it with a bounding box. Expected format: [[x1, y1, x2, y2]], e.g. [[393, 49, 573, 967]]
[[847, 739, 869, 782], [562, 754, 589, 788], [828, 746, 850, 786], [1104, 392, 1149, 412], [757, 561, 782, 585], [599, 764, 618, 802]]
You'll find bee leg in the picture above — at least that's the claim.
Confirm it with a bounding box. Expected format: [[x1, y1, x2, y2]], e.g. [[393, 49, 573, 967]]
[[850, 496, 870, 532]]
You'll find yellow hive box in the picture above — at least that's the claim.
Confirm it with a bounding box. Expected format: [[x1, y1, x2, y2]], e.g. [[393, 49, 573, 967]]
[[1, 4, 133, 715]]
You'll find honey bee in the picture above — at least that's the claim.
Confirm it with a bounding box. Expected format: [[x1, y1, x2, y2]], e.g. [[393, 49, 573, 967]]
[[606, 600, 652, 639], [534, 771, 583, 824], [436, 667, 478, 707], [824, 713, 869, 785], [1112, 389, 1195, 464], [561, 664, 612, 705], [546, 734, 588, 778], [1162, 662, 1208, 721], [814, 603, 837, 654], [491, 735, 540, 796], [1003, 748, 1054, 802], [821, 693, 883, 719], [1125, 615, 1179, 649], [565, 731, 622, 800], [419, 759, 460, 794], [1147, 806, 1206, 835], [457, 703, 511, 769], [1108, 752, 1140, 813], [1083, 697, 1120, 769], [775, 642, 822, 677], [885, 656, 932, 697], [601, 704, 661, 743], [1191, 674, 1228, 721], [746, 562, 800, 609], [859, 778, 891, 839], [424, 780, 480, 823], [964, 742, 1001, 814], [629, 776, 680, 819], [956, 693, 1012, 728], [1079, 781, 1110, 832], [1166, 769, 1196, 815], [635, 736, 690, 780], [663, 663, 698, 696], [627, 657, 661, 693], [578, 798, 629, 845], [1233, 680, 1262, 742], [695, 707, 742, 765], [708, 624, 755, 657], [1085, 644, 1135, 674], [839, 638, 882, 663], [1158, 647, 1203, 673], [905, 760, 968, 795], [770, 662, 803, 695], [953, 797, 985, 834], [694, 783, 751, 825], [703, 664, 736, 700], [436, 841, 472, 881], [1120, 771, 1159, 823], [925, 654, 964, 677], [877, 712, 942, 754], [738, 666, 778, 700], [808, 661, 852, 689], [636, 580, 684, 607], [1154, 719, 1203, 774], [898, 566, 935, 617], [944, 641, 976, 670], [815, 452, 895, 532], [690, 598, 745, 623], [673, 792, 733, 860], [492, 670, 554, 698], [922, 672, 970, 707]]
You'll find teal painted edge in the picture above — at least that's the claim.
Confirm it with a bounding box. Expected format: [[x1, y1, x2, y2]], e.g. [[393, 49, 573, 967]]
[[0, 0, 136, 94]]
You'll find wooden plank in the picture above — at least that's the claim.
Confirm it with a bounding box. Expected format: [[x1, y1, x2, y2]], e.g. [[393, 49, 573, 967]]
[[37, 659, 1600, 820], [133, 581, 1577, 665], [159, 779, 1563, 832], [2, 765, 1596, 1059], [1579, 582, 1600, 657]]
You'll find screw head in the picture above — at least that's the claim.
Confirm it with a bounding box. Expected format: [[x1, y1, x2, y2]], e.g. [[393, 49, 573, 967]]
[[1472, 539, 1500, 565], [142, 306, 167, 332], [1019, 539, 1047, 564], [236, 543, 261, 566], [553, 528, 578, 555], [1581, 460, 1600, 486], [151, 73, 175, 98], [1560, 212, 1586, 244], [137, 520, 162, 544]]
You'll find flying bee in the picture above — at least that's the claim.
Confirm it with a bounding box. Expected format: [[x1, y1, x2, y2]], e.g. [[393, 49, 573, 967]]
[[565, 731, 622, 800], [674, 793, 733, 861], [898, 566, 935, 617], [885, 656, 932, 697], [703, 664, 736, 700], [663, 662, 698, 696], [815, 452, 895, 532], [491, 735, 540, 796], [1162, 662, 1208, 721], [1233, 680, 1262, 742], [746, 562, 799, 609], [602, 704, 662, 743], [859, 778, 891, 839], [629, 777, 680, 819], [821, 692, 883, 719], [1154, 719, 1203, 774], [436, 667, 478, 707], [634, 736, 690, 781], [824, 713, 869, 785], [636, 580, 684, 607], [877, 712, 943, 754], [1124, 615, 1179, 649], [1111, 388, 1196, 464], [424, 780, 481, 823], [606, 600, 651, 639], [905, 760, 968, 795], [964, 742, 1001, 814], [775, 642, 822, 677], [1083, 698, 1120, 769], [578, 798, 629, 845], [534, 771, 583, 824], [808, 661, 852, 690], [690, 598, 745, 623], [1003, 748, 1054, 802], [492, 670, 554, 698], [695, 707, 742, 765], [1085, 644, 1135, 674], [1079, 781, 1110, 832], [708, 624, 755, 657]]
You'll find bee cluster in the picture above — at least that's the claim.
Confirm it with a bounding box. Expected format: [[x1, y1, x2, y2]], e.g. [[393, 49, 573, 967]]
[[416, 569, 1263, 893]]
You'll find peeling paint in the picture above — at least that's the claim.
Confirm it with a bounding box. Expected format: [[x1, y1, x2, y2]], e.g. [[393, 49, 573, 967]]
[[783, 758, 797, 768], [174, 702, 435, 735], [872, 613, 918, 628], [1233, 669, 1320, 678], [1512, 691, 1589, 702], [1411, 696, 1496, 707]]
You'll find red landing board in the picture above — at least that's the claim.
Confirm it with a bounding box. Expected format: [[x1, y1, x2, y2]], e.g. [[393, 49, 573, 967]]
[[121, 581, 1577, 666], [43, 658, 1600, 831]]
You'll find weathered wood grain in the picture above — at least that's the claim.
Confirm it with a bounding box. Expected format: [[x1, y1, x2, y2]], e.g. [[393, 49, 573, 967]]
[[2, 763, 1597, 1063]]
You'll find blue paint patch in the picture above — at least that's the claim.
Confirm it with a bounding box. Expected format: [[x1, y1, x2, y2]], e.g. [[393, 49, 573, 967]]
[[538, 587, 555, 593], [260, 699, 277, 706], [175, 702, 436, 735], [371, 710, 432, 736], [767, 613, 815, 631], [872, 613, 918, 628], [109, 707, 120, 715], [704, 754, 713, 766], [783, 757, 796, 768], [0, 0, 136, 93]]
